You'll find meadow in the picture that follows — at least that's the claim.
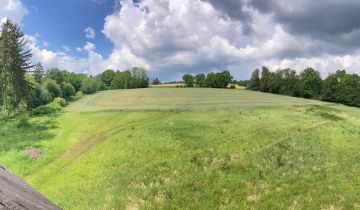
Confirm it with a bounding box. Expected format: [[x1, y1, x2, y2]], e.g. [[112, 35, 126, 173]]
[[66, 88, 324, 112], [1, 88, 360, 209]]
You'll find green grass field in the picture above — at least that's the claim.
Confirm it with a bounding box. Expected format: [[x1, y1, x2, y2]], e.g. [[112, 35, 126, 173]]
[[1, 88, 360, 209], [66, 88, 324, 112]]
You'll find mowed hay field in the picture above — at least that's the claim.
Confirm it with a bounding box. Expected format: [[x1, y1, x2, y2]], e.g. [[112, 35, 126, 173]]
[[66, 88, 324, 112], [1, 88, 360, 209]]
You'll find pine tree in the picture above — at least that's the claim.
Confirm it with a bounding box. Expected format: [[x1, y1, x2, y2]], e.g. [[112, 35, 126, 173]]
[[0, 19, 33, 111], [33, 62, 44, 83]]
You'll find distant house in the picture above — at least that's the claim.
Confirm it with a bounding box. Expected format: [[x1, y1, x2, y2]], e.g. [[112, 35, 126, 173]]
[[0, 165, 60, 210]]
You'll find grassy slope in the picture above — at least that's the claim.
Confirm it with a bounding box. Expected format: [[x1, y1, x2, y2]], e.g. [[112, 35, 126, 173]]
[[65, 88, 324, 112], [0, 89, 360, 209]]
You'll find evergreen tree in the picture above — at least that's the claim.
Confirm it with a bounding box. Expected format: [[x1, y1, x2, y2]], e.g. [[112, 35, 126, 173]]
[[0, 19, 33, 110], [33, 62, 45, 83]]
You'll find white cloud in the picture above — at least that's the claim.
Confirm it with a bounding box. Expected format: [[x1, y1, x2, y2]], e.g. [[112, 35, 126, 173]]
[[84, 42, 96, 52], [98, 0, 360, 77], [85, 27, 96, 39], [17, 0, 360, 79], [0, 0, 28, 23], [263, 54, 360, 77]]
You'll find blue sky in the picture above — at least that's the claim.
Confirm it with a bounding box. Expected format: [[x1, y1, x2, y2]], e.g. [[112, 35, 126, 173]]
[[2, 0, 360, 81], [22, 0, 115, 58]]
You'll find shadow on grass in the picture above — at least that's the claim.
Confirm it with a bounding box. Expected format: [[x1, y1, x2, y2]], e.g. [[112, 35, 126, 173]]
[[0, 116, 58, 153]]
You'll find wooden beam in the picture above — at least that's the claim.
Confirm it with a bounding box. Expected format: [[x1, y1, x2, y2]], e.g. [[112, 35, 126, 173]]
[[0, 165, 60, 210]]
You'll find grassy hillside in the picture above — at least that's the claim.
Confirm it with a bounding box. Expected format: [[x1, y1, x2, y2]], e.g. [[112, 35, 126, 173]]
[[66, 88, 325, 112], [1, 88, 360, 209]]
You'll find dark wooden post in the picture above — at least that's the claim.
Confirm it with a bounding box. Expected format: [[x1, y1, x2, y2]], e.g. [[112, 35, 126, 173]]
[[0, 165, 60, 210]]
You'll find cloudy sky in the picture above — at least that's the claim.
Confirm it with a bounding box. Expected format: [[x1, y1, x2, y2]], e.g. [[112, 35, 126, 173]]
[[2, 0, 360, 80]]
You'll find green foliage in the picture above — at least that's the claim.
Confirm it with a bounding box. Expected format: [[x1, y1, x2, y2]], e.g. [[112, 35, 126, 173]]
[[182, 74, 194, 87], [277, 69, 301, 96], [61, 82, 76, 100], [52, 97, 68, 107], [321, 70, 360, 106], [130, 67, 149, 88], [26, 75, 52, 109], [66, 72, 87, 92], [98, 69, 115, 89], [0, 19, 33, 111], [249, 67, 360, 107], [300, 68, 322, 98], [69, 91, 84, 102], [181, 71, 233, 88], [195, 73, 206, 87], [81, 78, 100, 94], [45, 68, 65, 85], [33, 62, 45, 83], [247, 69, 260, 91], [30, 105, 57, 116], [110, 67, 149, 89], [43, 79, 62, 99], [260, 66, 271, 92], [111, 71, 131, 89]]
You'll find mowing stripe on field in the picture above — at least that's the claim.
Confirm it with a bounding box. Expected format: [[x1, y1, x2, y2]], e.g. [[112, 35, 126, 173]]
[[26, 113, 173, 187]]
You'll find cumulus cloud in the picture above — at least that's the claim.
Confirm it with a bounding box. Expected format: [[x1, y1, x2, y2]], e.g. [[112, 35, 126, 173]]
[[19, 0, 360, 79], [85, 27, 96, 39], [0, 0, 28, 23], [98, 0, 360, 78], [102, 0, 254, 72]]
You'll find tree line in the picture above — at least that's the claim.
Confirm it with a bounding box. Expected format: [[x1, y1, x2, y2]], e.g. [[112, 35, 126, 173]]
[[0, 19, 149, 117], [182, 70, 233, 88], [247, 67, 360, 107], [97, 68, 149, 90]]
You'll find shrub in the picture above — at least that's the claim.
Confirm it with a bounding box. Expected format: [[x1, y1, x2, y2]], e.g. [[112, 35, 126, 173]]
[[43, 79, 62, 98], [81, 78, 98, 94], [30, 105, 57, 116], [53, 97, 68, 107], [69, 91, 84, 101], [61, 82, 76, 99], [229, 84, 236, 89], [47, 97, 67, 111]]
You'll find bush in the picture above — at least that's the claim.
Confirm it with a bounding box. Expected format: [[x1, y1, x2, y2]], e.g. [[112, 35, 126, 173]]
[[43, 79, 62, 98], [69, 91, 84, 102], [30, 105, 57, 116], [27, 83, 52, 109], [61, 82, 76, 99], [46, 97, 67, 111], [53, 97, 67, 107], [81, 78, 99, 94], [229, 84, 236, 89]]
